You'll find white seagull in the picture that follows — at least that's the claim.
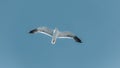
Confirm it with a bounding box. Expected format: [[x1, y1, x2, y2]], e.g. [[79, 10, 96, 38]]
[[29, 26, 82, 44]]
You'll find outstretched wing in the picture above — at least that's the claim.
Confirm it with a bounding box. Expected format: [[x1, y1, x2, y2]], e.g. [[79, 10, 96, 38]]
[[58, 32, 82, 43], [29, 27, 53, 37]]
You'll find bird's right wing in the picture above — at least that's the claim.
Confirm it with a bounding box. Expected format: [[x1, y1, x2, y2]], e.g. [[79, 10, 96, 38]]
[[58, 32, 74, 39], [29, 27, 53, 37], [58, 32, 82, 43]]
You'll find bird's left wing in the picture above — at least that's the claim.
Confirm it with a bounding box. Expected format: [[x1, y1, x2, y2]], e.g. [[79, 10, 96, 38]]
[[29, 27, 53, 37]]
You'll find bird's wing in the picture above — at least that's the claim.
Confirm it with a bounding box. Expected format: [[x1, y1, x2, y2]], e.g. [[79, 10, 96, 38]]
[[29, 27, 53, 37], [58, 32, 82, 43], [58, 32, 74, 38]]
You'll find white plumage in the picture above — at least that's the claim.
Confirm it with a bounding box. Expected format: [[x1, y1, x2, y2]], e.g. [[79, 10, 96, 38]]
[[29, 26, 82, 44]]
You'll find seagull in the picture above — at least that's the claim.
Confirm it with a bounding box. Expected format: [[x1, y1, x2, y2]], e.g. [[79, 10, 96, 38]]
[[29, 26, 82, 44]]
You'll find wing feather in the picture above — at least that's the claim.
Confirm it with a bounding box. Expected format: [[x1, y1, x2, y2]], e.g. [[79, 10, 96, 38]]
[[58, 32, 74, 38], [29, 27, 53, 37], [58, 32, 82, 43]]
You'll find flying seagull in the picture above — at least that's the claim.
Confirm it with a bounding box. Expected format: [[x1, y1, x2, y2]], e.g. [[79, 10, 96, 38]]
[[29, 26, 82, 44]]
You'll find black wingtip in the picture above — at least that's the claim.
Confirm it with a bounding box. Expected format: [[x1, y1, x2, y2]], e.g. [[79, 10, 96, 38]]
[[73, 36, 82, 43], [29, 29, 37, 34]]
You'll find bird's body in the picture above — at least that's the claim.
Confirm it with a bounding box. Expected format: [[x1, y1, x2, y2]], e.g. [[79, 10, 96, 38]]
[[29, 26, 82, 44]]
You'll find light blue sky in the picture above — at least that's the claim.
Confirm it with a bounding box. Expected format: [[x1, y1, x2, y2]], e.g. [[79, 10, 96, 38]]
[[0, 0, 120, 68]]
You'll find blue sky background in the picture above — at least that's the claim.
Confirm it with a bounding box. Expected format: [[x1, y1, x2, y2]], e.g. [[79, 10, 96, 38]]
[[0, 0, 120, 68]]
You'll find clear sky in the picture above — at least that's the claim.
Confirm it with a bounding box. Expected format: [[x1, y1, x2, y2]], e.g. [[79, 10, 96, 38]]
[[0, 0, 120, 68]]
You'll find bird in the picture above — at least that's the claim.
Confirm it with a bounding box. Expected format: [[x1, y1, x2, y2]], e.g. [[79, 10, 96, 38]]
[[29, 26, 82, 44]]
